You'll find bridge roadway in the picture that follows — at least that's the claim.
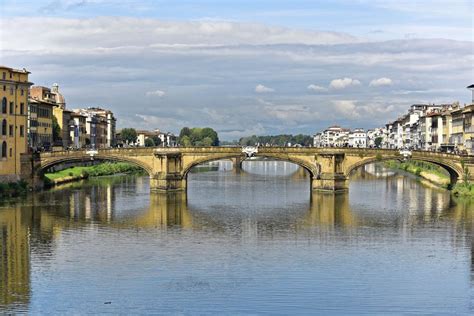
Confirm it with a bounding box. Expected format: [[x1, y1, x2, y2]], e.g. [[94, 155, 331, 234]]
[[20, 147, 474, 192]]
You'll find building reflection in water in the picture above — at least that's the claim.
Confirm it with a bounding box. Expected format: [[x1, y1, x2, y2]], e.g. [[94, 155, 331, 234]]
[[0, 205, 31, 311]]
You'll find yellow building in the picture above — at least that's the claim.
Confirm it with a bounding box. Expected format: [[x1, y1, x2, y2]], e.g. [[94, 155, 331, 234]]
[[0, 66, 33, 181], [450, 107, 465, 151], [30, 85, 72, 149], [463, 104, 474, 154]]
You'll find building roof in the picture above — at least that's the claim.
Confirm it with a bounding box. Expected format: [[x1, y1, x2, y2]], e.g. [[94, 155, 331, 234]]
[[0, 65, 30, 74]]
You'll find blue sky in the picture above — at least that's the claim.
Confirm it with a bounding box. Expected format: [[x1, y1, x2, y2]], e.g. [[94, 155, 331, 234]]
[[1, 0, 473, 139]]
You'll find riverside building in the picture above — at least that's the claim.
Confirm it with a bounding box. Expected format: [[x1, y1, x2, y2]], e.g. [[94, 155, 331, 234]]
[[0, 66, 33, 181]]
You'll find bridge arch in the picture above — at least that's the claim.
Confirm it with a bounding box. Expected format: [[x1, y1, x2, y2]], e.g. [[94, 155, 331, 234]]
[[36, 154, 154, 178], [345, 155, 463, 185], [182, 153, 319, 179]]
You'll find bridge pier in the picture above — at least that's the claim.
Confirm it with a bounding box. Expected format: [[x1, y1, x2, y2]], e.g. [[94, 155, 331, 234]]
[[313, 152, 349, 192], [230, 157, 243, 173], [311, 173, 348, 192], [150, 152, 187, 192], [150, 174, 186, 192]]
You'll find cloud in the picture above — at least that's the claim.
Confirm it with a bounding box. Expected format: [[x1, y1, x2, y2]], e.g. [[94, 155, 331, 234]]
[[134, 114, 186, 130], [332, 100, 360, 118], [263, 104, 320, 125], [146, 90, 165, 97], [255, 84, 275, 93], [307, 84, 327, 92], [329, 78, 361, 89], [1, 16, 471, 139], [369, 77, 393, 87], [1, 17, 359, 52]]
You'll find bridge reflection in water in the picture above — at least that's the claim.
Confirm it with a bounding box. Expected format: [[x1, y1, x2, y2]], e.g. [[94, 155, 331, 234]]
[[1, 164, 473, 312]]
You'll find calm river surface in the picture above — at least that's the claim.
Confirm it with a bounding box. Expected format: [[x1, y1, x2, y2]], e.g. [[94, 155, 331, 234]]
[[1, 161, 473, 314]]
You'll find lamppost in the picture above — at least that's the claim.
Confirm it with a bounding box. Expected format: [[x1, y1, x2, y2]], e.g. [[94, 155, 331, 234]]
[[468, 84, 474, 104]]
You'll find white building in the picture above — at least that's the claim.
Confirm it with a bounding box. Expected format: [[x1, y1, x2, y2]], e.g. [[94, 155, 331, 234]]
[[135, 129, 177, 147], [348, 128, 367, 148]]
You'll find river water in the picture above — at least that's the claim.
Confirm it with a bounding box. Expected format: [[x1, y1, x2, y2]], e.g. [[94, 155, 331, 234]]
[[1, 161, 473, 314]]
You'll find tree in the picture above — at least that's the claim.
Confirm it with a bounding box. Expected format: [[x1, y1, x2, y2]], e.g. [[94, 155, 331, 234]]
[[121, 128, 137, 145], [374, 137, 383, 148], [144, 138, 155, 147], [151, 135, 162, 147], [52, 116, 62, 142], [180, 135, 192, 147], [201, 137, 214, 146], [179, 127, 219, 146], [201, 127, 219, 146], [179, 127, 191, 139]]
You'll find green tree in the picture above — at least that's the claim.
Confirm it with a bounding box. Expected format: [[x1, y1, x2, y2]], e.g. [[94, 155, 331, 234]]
[[121, 128, 137, 145], [179, 127, 191, 139], [374, 137, 383, 148], [151, 135, 162, 147], [144, 138, 155, 147], [52, 116, 62, 142], [178, 127, 219, 146], [180, 135, 192, 147], [201, 127, 219, 146], [201, 137, 214, 146]]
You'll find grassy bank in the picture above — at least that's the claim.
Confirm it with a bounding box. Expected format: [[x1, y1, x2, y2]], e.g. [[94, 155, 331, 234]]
[[0, 181, 28, 199], [452, 183, 474, 197], [44, 162, 143, 186], [384, 160, 451, 187], [384, 160, 474, 197]]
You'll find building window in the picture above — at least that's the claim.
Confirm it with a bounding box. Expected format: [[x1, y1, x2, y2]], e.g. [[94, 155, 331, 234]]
[[9, 102, 13, 114], [2, 72, 5, 80], [9, 125, 13, 136], [9, 148, 12, 157], [1, 119, 6, 136], [20, 103, 24, 115], [10, 87, 13, 95], [21, 89, 24, 96], [1, 97, 6, 113], [20, 125, 24, 137], [1, 141, 6, 158]]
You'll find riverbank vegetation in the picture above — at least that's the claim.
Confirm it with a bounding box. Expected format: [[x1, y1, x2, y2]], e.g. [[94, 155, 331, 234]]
[[0, 180, 28, 198], [384, 160, 473, 197], [44, 162, 144, 186]]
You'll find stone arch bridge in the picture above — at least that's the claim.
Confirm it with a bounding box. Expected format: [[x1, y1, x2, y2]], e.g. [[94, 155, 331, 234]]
[[21, 147, 474, 192]]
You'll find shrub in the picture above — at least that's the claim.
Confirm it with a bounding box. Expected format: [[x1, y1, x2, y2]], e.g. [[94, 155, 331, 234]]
[[415, 168, 421, 176]]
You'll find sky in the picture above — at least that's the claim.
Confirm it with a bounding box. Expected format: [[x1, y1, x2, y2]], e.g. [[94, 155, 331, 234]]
[[1, 0, 473, 140]]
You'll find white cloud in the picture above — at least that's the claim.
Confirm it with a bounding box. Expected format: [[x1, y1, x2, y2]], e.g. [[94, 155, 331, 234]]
[[329, 78, 361, 89], [134, 114, 185, 130], [307, 84, 327, 92], [0, 17, 358, 54], [332, 100, 360, 118], [255, 84, 275, 93], [146, 90, 165, 97], [1, 16, 471, 139], [264, 105, 320, 125], [369, 77, 393, 87]]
